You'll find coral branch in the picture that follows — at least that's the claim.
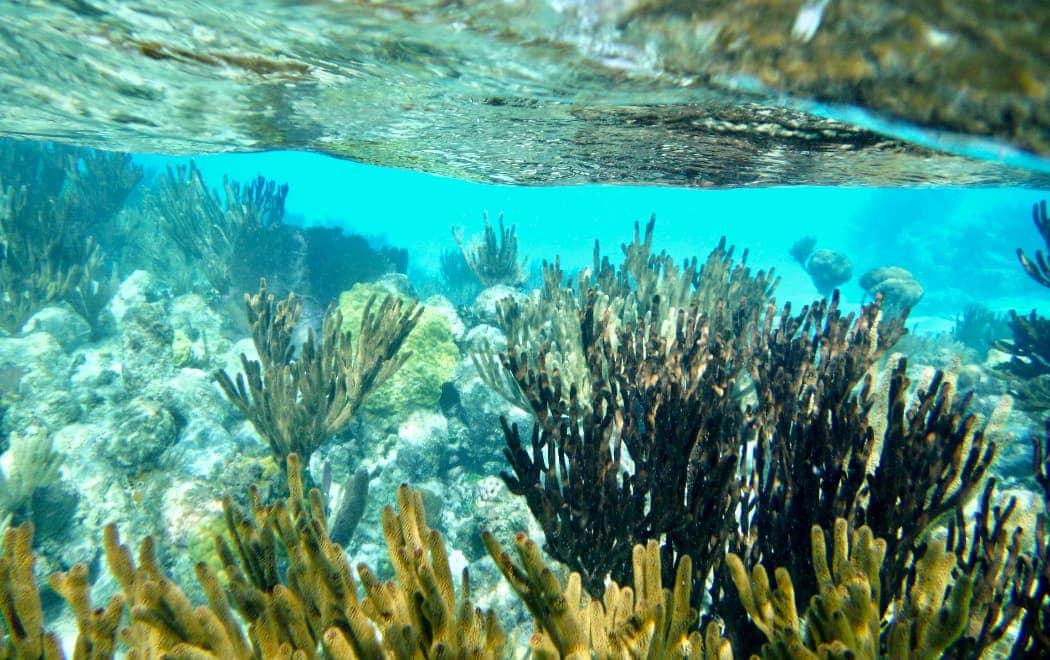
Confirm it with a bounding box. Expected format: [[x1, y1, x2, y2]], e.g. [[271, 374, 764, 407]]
[[214, 279, 421, 466], [1018, 200, 1050, 288]]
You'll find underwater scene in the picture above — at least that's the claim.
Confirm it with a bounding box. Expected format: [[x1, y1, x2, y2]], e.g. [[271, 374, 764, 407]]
[[3, 1, 1050, 659]]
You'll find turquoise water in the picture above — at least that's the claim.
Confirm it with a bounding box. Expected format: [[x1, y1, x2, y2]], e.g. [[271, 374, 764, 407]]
[[140, 150, 1050, 322]]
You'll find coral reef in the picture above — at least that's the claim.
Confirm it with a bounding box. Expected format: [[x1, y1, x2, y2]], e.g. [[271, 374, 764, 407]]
[[126, 167, 409, 310], [302, 226, 408, 307], [1011, 426, 1050, 656], [953, 304, 1009, 353], [129, 162, 303, 298], [995, 201, 1050, 415], [452, 213, 526, 287], [489, 219, 779, 597], [484, 531, 715, 658], [438, 248, 483, 308], [1, 455, 507, 658], [0, 421, 1040, 659], [480, 424, 1050, 657], [728, 519, 972, 659], [482, 220, 1026, 657], [0, 145, 1047, 660], [0, 141, 141, 335], [215, 279, 422, 468]]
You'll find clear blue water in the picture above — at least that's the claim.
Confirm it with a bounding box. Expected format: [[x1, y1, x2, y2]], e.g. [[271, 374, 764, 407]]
[[139, 150, 1050, 326]]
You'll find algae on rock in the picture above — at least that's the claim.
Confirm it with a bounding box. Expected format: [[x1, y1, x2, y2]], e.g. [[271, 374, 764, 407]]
[[337, 283, 459, 421], [215, 279, 422, 468]]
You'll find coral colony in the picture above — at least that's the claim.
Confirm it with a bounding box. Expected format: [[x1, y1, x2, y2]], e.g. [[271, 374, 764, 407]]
[[0, 140, 1048, 658]]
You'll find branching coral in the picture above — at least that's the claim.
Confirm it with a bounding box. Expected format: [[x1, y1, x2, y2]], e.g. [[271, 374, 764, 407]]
[[0, 430, 64, 532], [942, 479, 1031, 656], [484, 219, 1019, 658], [452, 213, 526, 287], [0, 445, 1044, 658], [1017, 200, 1050, 288], [215, 279, 422, 468], [0, 141, 141, 334], [438, 248, 482, 307], [1006, 424, 1050, 656], [0, 454, 505, 658], [497, 285, 756, 596], [96, 454, 502, 658], [489, 222, 847, 604], [483, 531, 723, 659], [995, 200, 1050, 412], [134, 162, 302, 297], [0, 524, 65, 658], [993, 310, 1050, 413], [481, 217, 778, 415], [728, 519, 973, 659], [860, 359, 995, 601], [953, 304, 1009, 352]]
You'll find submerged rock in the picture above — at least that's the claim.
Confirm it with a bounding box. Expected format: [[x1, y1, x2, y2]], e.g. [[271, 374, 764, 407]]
[[338, 283, 460, 423], [100, 398, 178, 471], [396, 411, 450, 481], [22, 306, 92, 352]]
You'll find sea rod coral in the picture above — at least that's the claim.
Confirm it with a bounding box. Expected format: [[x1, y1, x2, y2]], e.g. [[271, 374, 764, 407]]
[[214, 279, 421, 470], [482, 218, 1011, 656]]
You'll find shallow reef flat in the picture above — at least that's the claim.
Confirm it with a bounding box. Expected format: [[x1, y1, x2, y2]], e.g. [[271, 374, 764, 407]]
[[1, 142, 1049, 655], [0, 1, 1048, 186]]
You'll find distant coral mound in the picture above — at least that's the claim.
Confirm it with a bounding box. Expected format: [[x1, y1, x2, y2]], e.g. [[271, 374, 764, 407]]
[[860, 266, 924, 316]]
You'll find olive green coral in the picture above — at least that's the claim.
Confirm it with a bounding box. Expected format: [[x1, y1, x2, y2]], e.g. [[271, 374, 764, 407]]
[[7, 455, 503, 659], [0, 524, 64, 658], [337, 283, 458, 420], [215, 279, 422, 466], [483, 531, 721, 659], [727, 519, 972, 660], [216, 454, 506, 657]]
